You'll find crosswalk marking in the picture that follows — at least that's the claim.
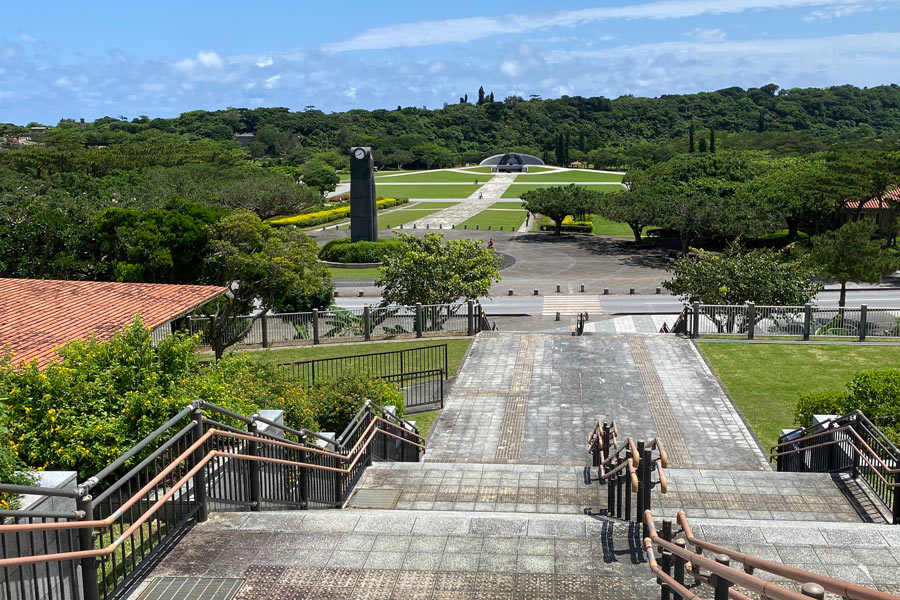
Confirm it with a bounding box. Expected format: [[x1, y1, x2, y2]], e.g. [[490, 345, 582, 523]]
[[540, 294, 603, 316]]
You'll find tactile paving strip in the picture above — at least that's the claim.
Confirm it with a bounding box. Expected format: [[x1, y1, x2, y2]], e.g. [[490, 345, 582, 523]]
[[137, 577, 243, 600], [348, 489, 402, 509]]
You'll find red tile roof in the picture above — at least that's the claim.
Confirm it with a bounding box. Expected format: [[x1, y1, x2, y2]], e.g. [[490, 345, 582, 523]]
[[844, 188, 900, 210], [0, 279, 226, 368]]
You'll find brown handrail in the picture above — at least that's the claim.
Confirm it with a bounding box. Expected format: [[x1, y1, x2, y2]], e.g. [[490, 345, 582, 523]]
[[670, 511, 899, 600]]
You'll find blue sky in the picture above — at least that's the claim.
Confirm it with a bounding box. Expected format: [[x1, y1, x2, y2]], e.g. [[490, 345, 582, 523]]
[[2, 0, 899, 124]]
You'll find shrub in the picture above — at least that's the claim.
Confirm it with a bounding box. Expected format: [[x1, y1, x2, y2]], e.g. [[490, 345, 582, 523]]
[[269, 198, 407, 227], [0, 405, 36, 510], [794, 390, 849, 428], [319, 238, 407, 263], [301, 371, 404, 435], [539, 215, 593, 233], [0, 318, 317, 477]]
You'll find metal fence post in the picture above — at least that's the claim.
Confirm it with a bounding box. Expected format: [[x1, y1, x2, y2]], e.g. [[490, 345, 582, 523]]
[[691, 302, 700, 339], [415, 303, 423, 338], [859, 304, 868, 342], [746, 302, 755, 340], [660, 520, 673, 600], [312, 308, 320, 345], [642, 446, 653, 539], [624, 446, 633, 522], [364, 306, 371, 341], [76, 494, 100, 600], [299, 448, 309, 510], [635, 440, 644, 524], [467, 300, 475, 336], [803, 303, 812, 341], [261, 310, 269, 348], [191, 408, 208, 523], [712, 554, 732, 600], [248, 421, 261, 512], [893, 476, 900, 524], [673, 538, 687, 600]]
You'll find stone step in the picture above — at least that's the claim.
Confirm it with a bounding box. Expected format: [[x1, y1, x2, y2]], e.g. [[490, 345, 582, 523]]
[[138, 509, 900, 598]]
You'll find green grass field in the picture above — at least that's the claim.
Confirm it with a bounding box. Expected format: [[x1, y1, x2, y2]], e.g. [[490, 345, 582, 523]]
[[457, 166, 494, 173], [328, 266, 382, 279], [515, 170, 624, 183], [372, 170, 490, 183], [589, 215, 643, 237], [376, 184, 479, 198], [459, 209, 527, 231], [334, 203, 459, 230], [237, 338, 474, 377], [502, 183, 620, 198], [490, 201, 526, 209], [697, 342, 900, 450]]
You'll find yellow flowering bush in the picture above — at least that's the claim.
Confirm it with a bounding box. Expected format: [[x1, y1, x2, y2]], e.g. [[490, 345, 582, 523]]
[[269, 198, 407, 227]]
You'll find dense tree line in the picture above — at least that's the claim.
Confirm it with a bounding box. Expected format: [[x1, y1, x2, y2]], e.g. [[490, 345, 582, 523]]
[[4, 83, 900, 171]]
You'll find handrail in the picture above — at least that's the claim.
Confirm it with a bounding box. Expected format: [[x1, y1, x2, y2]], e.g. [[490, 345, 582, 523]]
[[667, 510, 899, 600], [771, 423, 900, 475]]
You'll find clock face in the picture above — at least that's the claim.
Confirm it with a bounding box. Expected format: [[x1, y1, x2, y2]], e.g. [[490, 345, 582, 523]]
[[353, 148, 366, 159]]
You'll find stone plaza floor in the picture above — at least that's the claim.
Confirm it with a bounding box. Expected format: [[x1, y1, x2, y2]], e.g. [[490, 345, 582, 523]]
[[131, 332, 900, 599]]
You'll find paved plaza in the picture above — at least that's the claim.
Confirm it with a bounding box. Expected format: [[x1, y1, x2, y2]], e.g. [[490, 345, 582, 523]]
[[133, 331, 900, 599]]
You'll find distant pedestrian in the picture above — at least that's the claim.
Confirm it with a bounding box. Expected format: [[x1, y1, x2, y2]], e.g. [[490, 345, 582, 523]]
[[479, 192, 483, 199], [488, 238, 494, 249], [474, 178, 479, 185], [525, 213, 530, 226]]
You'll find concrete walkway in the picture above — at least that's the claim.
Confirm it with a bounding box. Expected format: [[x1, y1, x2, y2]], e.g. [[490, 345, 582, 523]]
[[470, 173, 517, 199], [401, 200, 495, 229]]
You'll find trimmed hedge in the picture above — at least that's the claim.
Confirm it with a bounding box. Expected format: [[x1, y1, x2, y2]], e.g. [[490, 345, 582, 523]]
[[539, 215, 593, 233], [319, 238, 407, 263], [269, 198, 408, 227]]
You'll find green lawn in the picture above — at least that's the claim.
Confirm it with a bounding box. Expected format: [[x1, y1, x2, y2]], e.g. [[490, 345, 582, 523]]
[[459, 209, 527, 231], [328, 266, 382, 279], [590, 215, 643, 237], [408, 409, 439, 439], [334, 205, 457, 230], [238, 338, 474, 377], [490, 201, 526, 209], [372, 170, 490, 183], [376, 184, 479, 198], [457, 166, 494, 173], [502, 183, 620, 198], [516, 170, 624, 182], [697, 343, 900, 451], [413, 201, 460, 208]]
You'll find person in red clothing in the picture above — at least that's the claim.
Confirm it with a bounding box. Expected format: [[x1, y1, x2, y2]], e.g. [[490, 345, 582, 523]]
[[488, 238, 494, 249]]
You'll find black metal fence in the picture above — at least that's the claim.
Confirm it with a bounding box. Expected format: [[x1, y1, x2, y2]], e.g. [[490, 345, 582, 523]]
[[279, 344, 448, 413], [774, 410, 900, 524], [0, 400, 424, 600]]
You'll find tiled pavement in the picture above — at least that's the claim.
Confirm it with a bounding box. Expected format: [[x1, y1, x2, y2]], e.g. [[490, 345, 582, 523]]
[[132, 331, 900, 599]]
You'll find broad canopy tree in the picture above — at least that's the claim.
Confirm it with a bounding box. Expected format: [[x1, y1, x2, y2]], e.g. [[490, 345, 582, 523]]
[[377, 233, 501, 306], [521, 185, 601, 236], [810, 219, 900, 307], [201, 212, 331, 359]]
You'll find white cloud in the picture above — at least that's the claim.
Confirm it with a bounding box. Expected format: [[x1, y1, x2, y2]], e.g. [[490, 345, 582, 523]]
[[322, 0, 899, 52], [345, 86, 357, 99], [19, 33, 38, 43], [264, 74, 281, 89], [256, 56, 274, 68], [500, 60, 520, 76], [804, 2, 872, 19], [686, 28, 727, 42], [173, 50, 224, 73]]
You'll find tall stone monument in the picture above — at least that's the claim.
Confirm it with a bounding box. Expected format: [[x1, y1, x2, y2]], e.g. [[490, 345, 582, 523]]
[[349, 146, 378, 242]]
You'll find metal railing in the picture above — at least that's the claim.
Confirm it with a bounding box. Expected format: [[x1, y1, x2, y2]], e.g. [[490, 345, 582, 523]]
[[588, 419, 669, 537], [685, 303, 900, 341], [643, 509, 899, 599], [185, 301, 484, 348], [575, 312, 589, 335], [772, 410, 899, 524], [279, 344, 448, 412], [0, 400, 423, 600]]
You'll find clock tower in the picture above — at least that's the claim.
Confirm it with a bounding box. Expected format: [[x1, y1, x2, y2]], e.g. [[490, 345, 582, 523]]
[[349, 147, 378, 242]]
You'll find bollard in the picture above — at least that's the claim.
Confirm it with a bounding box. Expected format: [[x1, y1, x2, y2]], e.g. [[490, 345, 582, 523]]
[[629, 288, 635, 295], [556, 284, 561, 293], [656, 288, 661, 294], [488, 225, 492, 231], [800, 583, 825, 599], [533, 289, 539, 296], [603, 288, 609, 295], [476, 225, 479, 230], [413, 224, 416, 229], [452, 224, 455, 229], [580, 284, 585, 293], [508, 289, 514, 296], [500, 226, 504, 231], [439, 223, 442, 229], [334, 291, 339, 297], [358, 291, 364, 297], [426, 224, 429, 229], [555, 312, 561, 321], [464, 224, 467, 229]]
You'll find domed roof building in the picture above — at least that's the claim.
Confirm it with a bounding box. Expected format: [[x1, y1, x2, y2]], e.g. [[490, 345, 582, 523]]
[[479, 153, 544, 173]]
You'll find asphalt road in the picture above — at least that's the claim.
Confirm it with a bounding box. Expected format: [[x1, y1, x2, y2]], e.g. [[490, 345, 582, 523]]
[[335, 288, 900, 315]]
